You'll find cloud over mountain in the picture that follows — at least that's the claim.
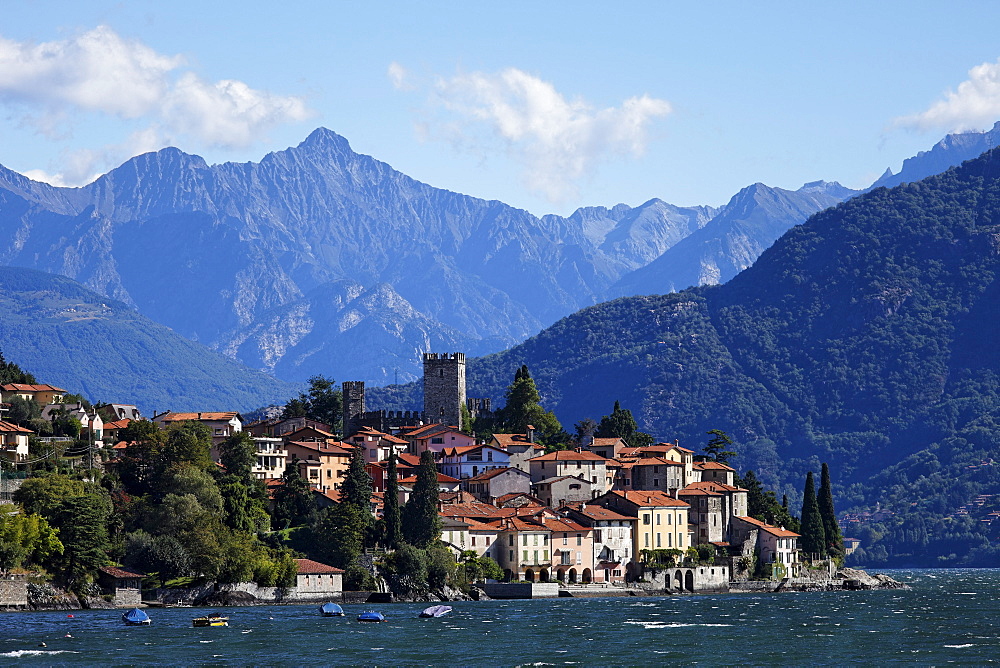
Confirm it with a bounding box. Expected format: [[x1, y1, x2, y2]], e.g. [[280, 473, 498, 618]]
[[0, 25, 311, 185], [393, 65, 671, 203], [897, 57, 1000, 133]]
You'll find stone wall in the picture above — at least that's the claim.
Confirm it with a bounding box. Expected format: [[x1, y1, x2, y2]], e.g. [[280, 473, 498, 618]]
[[0, 577, 27, 606], [642, 565, 730, 593], [423, 352, 466, 430], [152, 582, 343, 605]]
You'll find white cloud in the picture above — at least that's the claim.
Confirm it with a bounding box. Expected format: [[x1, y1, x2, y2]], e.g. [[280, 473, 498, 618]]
[[0, 26, 313, 184], [401, 67, 671, 203], [387, 62, 413, 91], [897, 58, 1000, 132]]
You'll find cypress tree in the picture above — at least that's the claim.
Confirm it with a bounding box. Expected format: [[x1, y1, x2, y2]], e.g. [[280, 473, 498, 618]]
[[383, 452, 402, 549], [341, 445, 373, 523], [817, 463, 844, 557], [402, 450, 442, 548], [799, 471, 826, 559]]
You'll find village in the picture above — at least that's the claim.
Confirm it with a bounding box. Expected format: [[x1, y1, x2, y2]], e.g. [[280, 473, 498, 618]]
[[0, 352, 876, 608]]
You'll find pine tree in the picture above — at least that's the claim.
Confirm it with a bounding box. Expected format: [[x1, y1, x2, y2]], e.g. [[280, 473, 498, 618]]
[[402, 450, 442, 548], [497, 365, 564, 446], [817, 463, 844, 557], [799, 471, 826, 559], [272, 456, 316, 528], [595, 400, 638, 442], [341, 445, 373, 515], [703, 429, 736, 464], [383, 452, 402, 549]]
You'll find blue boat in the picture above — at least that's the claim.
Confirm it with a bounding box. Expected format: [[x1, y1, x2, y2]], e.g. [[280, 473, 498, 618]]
[[121, 608, 151, 626], [320, 602, 345, 617], [419, 605, 452, 618], [357, 610, 386, 623]]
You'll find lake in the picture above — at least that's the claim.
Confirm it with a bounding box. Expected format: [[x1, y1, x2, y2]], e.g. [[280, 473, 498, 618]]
[[1, 569, 997, 665]]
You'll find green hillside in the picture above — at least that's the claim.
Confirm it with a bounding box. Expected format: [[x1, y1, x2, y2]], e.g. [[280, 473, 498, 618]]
[[468, 149, 1000, 566], [0, 266, 297, 413]]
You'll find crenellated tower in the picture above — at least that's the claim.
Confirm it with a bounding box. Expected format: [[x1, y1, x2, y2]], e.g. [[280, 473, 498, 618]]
[[423, 352, 467, 430]]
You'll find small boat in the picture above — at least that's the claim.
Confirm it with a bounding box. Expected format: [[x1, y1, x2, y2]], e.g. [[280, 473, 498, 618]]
[[320, 602, 345, 617], [357, 610, 386, 623], [419, 605, 452, 618], [122, 607, 151, 626], [192, 613, 229, 627]]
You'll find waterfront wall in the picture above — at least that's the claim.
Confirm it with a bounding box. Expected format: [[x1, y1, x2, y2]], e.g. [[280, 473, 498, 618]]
[[642, 565, 730, 593], [0, 578, 27, 606], [481, 582, 560, 599], [152, 581, 342, 605]]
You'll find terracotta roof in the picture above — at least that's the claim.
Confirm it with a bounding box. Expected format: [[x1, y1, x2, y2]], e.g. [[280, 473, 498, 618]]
[[398, 473, 461, 484], [294, 558, 344, 574], [632, 457, 683, 467], [561, 503, 634, 522], [609, 490, 690, 508], [590, 437, 625, 447], [103, 419, 132, 430], [100, 565, 145, 579], [288, 426, 339, 439], [1, 383, 66, 393], [683, 481, 744, 493], [529, 450, 610, 462], [466, 466, 523, 482], [286, 441, 352, 455], [693, 461, 735, 471], [491, 433, 540, 448], [397, 454, 421, 467], [0, 420, 33, 434], [735, 515, 800, 538], [399, 423, 462, 439], [159, 412, 240, 422]]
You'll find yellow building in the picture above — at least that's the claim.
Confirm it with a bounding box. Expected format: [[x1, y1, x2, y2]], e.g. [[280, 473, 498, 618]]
[[593, 490, 691, 579]]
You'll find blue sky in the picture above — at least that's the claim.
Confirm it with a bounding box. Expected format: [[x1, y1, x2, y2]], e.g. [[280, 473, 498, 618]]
[[3, 1, 1000, 216]]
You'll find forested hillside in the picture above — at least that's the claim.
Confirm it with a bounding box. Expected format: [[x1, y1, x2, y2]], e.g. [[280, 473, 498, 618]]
[[0, 267, 296, 413], [467, 149, 1000, 565]]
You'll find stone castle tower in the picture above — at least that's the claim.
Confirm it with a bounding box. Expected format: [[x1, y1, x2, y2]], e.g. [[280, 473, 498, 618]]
[[342, 381, 366, 438], [423, 352, 467, 430]]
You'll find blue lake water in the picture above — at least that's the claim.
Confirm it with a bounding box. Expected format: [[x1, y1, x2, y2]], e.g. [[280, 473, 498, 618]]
[[1, 569, 998, 666]]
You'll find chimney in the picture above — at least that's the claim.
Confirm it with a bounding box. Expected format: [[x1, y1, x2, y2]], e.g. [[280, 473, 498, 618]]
[[198, 412, 202, 419], [526, 425, 535, 443]]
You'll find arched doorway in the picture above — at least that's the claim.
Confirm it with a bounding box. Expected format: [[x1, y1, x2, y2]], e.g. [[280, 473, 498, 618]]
[[673, 570, 683, 591], [582, 568, 592, 583], [569, 568, 578, 583], [540, 569, 550, 582], [525, 569, 535, 582], [556, 569, 566, 582], [685, 570, 694, 592], [503, 569, 514, 582]]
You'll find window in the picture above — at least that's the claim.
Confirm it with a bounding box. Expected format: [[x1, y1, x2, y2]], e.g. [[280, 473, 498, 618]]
[[563, 533, 568, 545], [523, 550, 529, 562], [509, 550, 514, 561], [509, 535, 515, 546], [472, 536, 477, 546], [667, 514, 672, 525], [668, 533, 672, 547], [644, 534, 649, 547], [643, 514, 651, 526], [576, 551, 582, 565], [487, 451, 493, 461], [656, 514, 661, 525], [543, 550, 549, 561], [593, 530, 602, 542], [431, 437, 444, 444], [523, 535, 528, 546], [369, 450, 376, 458], [533, 534, 538, 546], [653, 466, 659, 473], [653, 479, 659, 487], [542, 534, 548, 545], [326, 470, 331, 478], [576, 534, 582, 546], [656, 533, 661, 547]]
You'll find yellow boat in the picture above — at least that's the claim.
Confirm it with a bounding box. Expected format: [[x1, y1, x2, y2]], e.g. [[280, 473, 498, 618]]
[[192, 613, 229, 627]]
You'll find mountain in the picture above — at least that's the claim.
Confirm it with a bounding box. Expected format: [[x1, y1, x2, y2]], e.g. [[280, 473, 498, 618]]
[[871, 121, 1000, 190], [466, 148, 1000, 565], [0, 129, 734, 385], [0, 266, 297, 414], [608, 180, 857, 296]]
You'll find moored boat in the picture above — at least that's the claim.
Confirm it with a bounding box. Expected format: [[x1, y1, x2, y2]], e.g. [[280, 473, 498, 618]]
[[192, 613, 229, 627], [122, 608, 151, 626], [419, 605, 452, 618], [320, 602, 345, 617], [357, 610, 386, 623]]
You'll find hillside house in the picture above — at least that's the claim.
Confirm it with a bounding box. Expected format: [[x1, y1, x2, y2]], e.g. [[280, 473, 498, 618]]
[[693, 461, 737, 485], [153, 411, 242, 450], [284, 440, 352, 492], [0, 420, 31, 463], [531, 475, 594, 508], [562, 503, 635, 583], [345, 426, 408, 463], [98, 566, 144, 607], [730, 516, 801, 578], [0, 383, 66, 406], [294, 558, 343, 597], [440, 444, 509, 479], [400, 423, 475, 457], [463, 466, 531, 504], [593, 490, 691, 578], [528, 449, 613, 494], [490, 430, 545, 472]]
